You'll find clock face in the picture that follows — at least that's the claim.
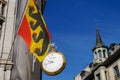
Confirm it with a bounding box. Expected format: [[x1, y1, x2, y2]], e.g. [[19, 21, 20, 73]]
[[42, 52, 66, 76]]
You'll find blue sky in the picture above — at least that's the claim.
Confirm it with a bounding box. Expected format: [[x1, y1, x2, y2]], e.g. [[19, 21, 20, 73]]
[[42, 0, 120, 80]]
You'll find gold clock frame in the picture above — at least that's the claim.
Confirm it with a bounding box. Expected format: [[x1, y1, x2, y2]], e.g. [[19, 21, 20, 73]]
[[41, 51, 66, 76]]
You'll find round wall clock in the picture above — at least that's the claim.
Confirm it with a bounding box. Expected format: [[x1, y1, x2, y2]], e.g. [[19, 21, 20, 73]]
[[42, 50, 66, 76]]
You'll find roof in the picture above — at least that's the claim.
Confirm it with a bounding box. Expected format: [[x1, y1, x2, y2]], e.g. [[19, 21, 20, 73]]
[[92, 28, 108, 51], [84, 48, 120, 80]]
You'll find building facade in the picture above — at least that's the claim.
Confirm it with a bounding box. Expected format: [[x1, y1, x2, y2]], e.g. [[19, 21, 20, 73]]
[[0, 0, 46, 80], [74, 29, 120, 80]]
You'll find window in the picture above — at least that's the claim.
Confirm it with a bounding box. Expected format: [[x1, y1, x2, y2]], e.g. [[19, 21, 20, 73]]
[[0, 2, 5, 15], [0, 17, 4, 38], [111, 46, 115, 51], [0, 1, 6, 38], [114, 65, 120, 79], [103, 50, 106, 58], [96, 73, 101, 80], [98, 50, 102, 58], [95, 52, 97, 59], [0, 24, 2, 38], [80, 71, 85, 78], [1, 4, 5, 15]]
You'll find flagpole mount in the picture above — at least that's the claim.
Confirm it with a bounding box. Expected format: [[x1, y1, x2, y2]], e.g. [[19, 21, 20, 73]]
[[50, 42, 57, 51]]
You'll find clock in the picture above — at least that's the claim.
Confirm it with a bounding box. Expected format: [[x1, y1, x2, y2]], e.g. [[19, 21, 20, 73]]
[[42, 50, 66, 76]]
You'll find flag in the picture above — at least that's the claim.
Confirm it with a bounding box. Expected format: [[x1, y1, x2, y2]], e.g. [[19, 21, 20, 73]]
[[18, 0, 51, 62]]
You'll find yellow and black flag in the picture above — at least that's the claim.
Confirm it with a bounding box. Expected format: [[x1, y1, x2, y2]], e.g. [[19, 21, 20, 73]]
[[18, 0, 51, 62]]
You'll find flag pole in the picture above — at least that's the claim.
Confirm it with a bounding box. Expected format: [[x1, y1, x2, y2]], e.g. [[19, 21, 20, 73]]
[[35, 1, 42, 80], [40, 62, 43, 80], [40, 66, 42, 80]]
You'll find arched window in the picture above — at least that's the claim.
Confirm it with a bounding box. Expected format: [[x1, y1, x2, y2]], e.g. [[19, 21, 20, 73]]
[[114, 65, 120, 79], [103, 50, 106, 58], [98, 50, 102, 58]]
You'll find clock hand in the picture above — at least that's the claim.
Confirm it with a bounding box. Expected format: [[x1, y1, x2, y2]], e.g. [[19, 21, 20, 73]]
[[44, 61, 54, 65], [47, 60, 53, 63]]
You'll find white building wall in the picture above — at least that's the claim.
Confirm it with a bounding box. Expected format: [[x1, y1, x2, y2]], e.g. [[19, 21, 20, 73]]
[[0, 20, 6, 57], [0, 0, 49, 80], [0, 68, 11, 80], [0, 0, 16, 80], [108, 66, 115, 80], [110, 44, 120, 55], [108, 58, 120, 80], [75, 73, 82, 80], [118, 59, 120, 73], [94, 66, 106, 80], [0, 0, 8, 57], [3, 0, 16, 54]]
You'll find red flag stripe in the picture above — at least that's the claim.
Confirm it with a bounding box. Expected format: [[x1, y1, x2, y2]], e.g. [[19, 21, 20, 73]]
[[46, 26, 52, 40], [18, 16, 32, 48]]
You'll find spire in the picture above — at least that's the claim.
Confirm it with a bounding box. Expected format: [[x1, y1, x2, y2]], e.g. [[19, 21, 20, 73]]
[[92, 27, 108, 51], [96, 27, 104, 46]]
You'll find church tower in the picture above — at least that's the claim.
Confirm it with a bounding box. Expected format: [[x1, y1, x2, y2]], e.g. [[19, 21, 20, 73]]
[[92, 28, 108, 64]]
